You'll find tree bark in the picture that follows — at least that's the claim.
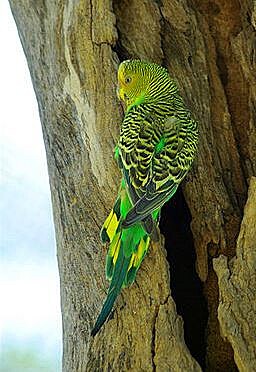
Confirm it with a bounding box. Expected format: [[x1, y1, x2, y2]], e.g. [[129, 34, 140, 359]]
[[9, 0, 256, 371], [213, 177, 256, 372]]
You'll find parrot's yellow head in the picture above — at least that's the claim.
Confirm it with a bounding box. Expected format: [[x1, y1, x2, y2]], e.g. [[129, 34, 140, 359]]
[[117, 60, 171, 112]]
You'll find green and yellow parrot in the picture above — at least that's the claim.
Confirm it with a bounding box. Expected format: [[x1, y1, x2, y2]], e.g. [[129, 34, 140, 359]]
[[91, 60, 198, 336]]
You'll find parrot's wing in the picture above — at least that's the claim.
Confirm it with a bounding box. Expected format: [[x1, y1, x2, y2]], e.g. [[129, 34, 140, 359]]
[[122, 164, 157, 236], [120, 112, 191, 227], [118, 109, 164, 234], [122, 179, 180, 228], [119, 110, 160, 190]]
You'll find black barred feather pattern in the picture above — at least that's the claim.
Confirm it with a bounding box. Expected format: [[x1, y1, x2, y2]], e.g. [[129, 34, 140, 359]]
[[118, 60, 199, 227]]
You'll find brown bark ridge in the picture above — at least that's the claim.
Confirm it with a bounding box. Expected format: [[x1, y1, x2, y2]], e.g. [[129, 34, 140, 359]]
[[213, 177, 256, 372], [9, 0, 256, 371]]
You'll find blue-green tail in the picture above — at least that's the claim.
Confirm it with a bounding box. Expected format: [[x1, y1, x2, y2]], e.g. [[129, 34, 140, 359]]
[[91, 244, 130, 336], [91, 216, 150, 336], [91, 181, 156, 336]]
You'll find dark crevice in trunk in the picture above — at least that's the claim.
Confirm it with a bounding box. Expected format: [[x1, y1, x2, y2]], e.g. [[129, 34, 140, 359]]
[[112, 36, 131, 62], [159, 188, 208, 371]]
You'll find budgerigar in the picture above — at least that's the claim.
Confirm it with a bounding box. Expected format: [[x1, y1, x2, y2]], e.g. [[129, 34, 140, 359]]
[[91, 60, 198, 336]]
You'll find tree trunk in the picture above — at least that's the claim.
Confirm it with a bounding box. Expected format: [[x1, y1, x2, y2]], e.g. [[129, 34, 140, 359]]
[[9, 1, 256, 371]]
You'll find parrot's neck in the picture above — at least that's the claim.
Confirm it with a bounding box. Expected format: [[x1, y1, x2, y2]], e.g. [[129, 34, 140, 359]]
[[126, 93, 145, 113], [125, 79, 179, 114]]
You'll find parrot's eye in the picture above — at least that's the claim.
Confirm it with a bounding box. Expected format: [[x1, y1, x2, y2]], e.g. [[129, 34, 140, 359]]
[[125, 76, 132, 84]]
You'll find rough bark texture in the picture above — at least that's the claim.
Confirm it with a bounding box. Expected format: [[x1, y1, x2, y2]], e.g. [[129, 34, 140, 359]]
[[213, 177, 256, 372], [9, 0, 256, 371]]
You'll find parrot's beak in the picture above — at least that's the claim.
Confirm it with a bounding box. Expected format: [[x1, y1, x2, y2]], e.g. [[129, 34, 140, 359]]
[[117, 85, 123, 101], [116, 87, 126, 113]]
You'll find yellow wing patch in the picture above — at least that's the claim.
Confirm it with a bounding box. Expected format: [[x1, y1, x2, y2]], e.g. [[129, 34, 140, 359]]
[[101, 209, 119, 243]]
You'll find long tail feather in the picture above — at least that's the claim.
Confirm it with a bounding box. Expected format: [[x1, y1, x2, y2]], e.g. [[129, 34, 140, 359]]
[[92, 180, 155, 336], [91, 246, 130, 336]]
